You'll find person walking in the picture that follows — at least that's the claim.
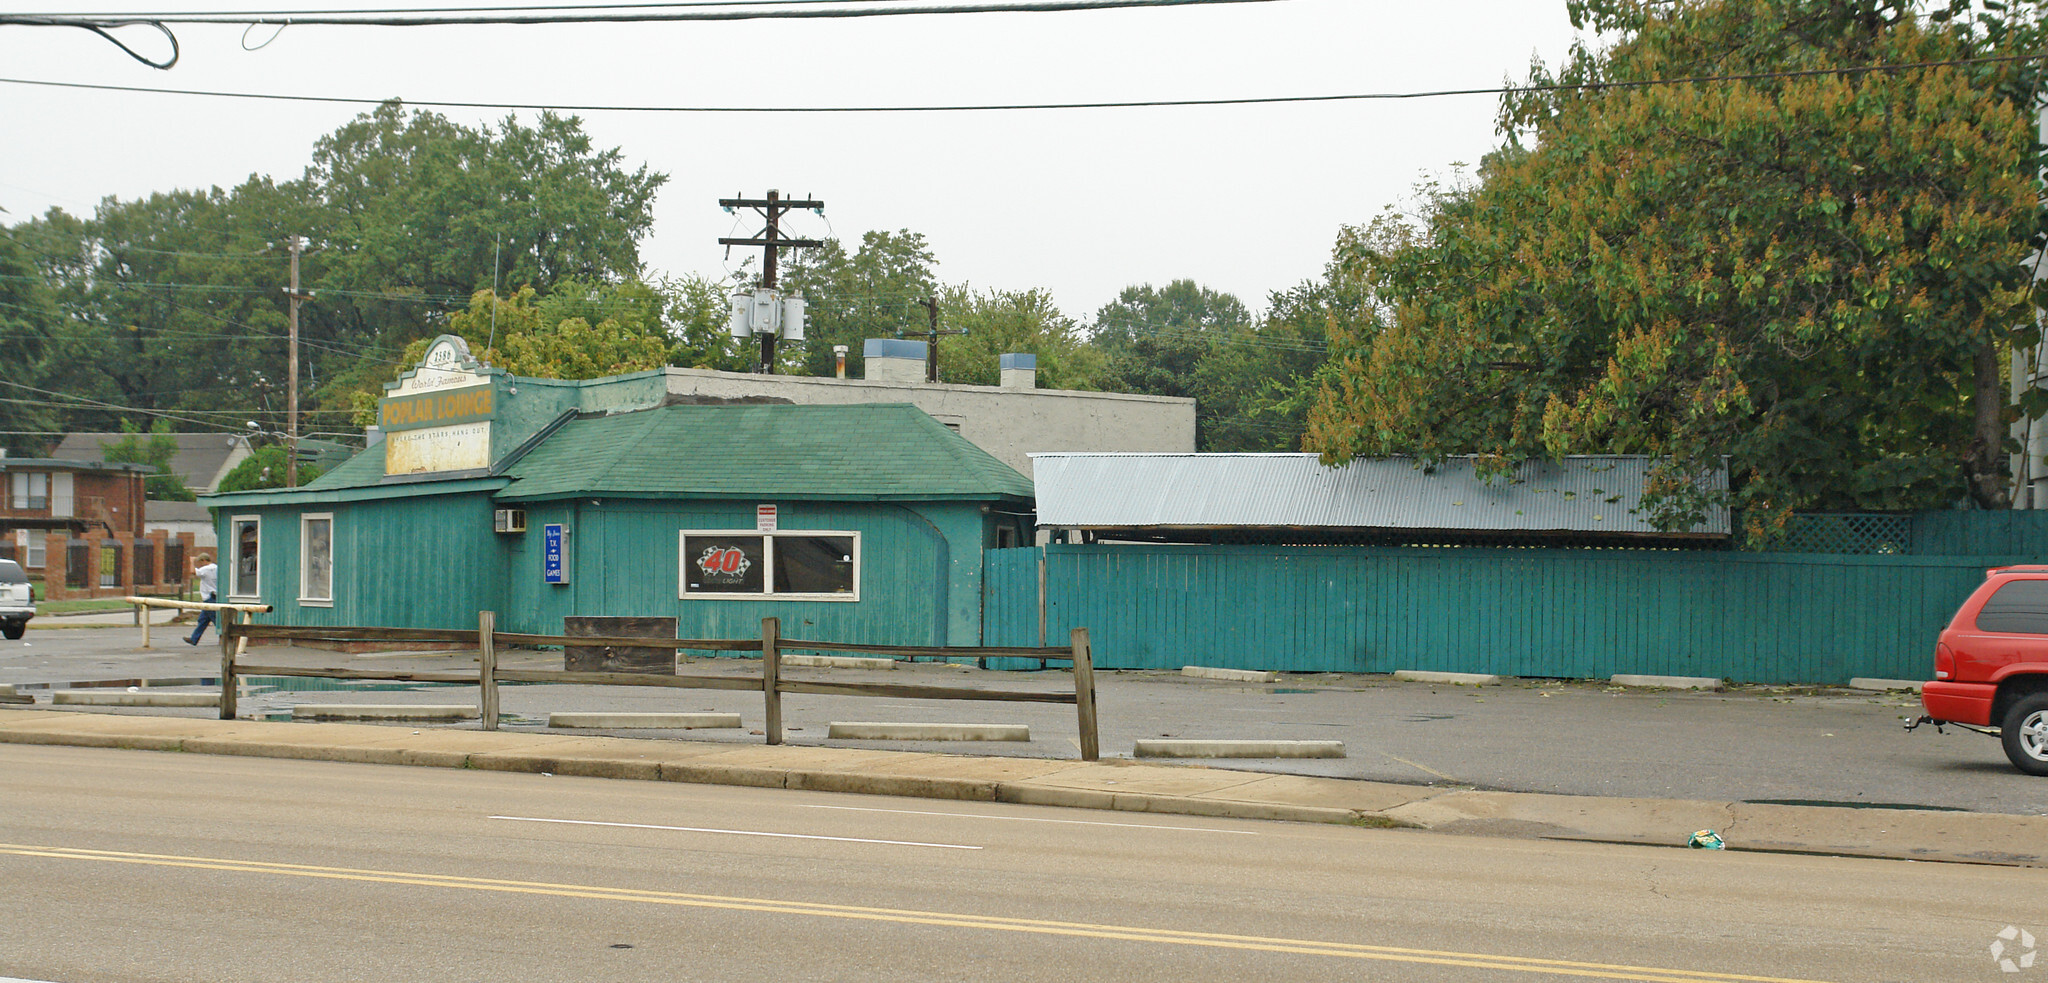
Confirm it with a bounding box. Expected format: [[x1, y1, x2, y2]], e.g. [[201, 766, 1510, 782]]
[[184, 554, 218, 646]]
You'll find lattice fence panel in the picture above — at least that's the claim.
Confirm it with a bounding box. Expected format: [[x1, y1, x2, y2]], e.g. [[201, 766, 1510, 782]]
[[1749, 513, 1912, 554]]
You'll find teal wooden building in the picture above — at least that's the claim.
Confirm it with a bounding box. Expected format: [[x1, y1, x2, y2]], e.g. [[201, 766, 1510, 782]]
[[199, 337, 1034, 644]]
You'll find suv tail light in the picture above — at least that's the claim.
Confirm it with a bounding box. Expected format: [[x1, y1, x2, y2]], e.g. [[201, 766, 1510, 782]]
[[1934, 640, 1955, 680]]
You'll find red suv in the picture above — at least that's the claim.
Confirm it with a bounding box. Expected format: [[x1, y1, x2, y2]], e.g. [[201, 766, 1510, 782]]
[[1914, 565, 2048, 775]]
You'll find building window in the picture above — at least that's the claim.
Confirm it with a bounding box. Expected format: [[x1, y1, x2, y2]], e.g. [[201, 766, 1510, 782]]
[[680, 530, 858, 600], [229, 515, 260, 600], [10, 472, 49, 510], [300, 513, 333, 606], [25, 535, 45, 570]]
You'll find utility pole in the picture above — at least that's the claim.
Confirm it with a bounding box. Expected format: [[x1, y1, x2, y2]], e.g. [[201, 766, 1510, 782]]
[[915, 296, 969, 383], [719, 190, 823, 373], [283, 236, 308, 488]]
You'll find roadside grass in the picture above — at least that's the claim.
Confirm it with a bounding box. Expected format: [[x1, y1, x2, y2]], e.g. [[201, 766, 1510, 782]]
[[37, 598, 135, 616], [29, 578, 197, 616]]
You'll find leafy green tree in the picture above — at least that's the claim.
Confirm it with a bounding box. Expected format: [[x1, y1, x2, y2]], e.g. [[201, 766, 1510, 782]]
[[931, 284, 1102, 389], [8, 100, 667, 441], [1089, 280, 1262, 449], [780, 231, 939, 377], [0, 229, 66, 455], [662, 273, 752, 372], [1304, 0, 2047, 529], [99, 420, 195, 501], [216, 444, 324, 493], [306, 103, 666, 412]]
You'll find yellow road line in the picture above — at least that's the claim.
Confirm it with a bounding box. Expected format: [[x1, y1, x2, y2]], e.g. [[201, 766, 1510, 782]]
[[0, 842, 1839, 983], [1378, 749, 1459, 782]]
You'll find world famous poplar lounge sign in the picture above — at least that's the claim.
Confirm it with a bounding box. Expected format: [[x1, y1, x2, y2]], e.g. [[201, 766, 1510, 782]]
[[378, 335, 498, 475]]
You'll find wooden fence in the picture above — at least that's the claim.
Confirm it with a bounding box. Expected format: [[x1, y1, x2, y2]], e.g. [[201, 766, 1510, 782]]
[[218, 613, 1101, 760], [983, 543, 2048, 684]]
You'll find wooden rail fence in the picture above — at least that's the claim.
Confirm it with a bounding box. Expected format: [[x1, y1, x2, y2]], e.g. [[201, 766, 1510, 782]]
[[220, 613, 1100, 760]]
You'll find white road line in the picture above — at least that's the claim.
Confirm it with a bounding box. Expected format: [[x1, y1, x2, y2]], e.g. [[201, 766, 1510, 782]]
[[488, 815, 981, 850], [794, 804, 1260, 835]]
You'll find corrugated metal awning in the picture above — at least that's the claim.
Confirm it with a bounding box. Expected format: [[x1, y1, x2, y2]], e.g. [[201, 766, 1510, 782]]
[[1029, 453, 1729, 537]]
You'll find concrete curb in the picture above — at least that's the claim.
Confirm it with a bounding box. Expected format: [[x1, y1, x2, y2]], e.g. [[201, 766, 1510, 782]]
[[1609, 674, 1724, 691], [1849, 678, 1925, 693], [2, 708, 2042, 867], [827, 722, 1031, 742], [1181, 666, 1280, 683], [1393, 670, 1500, 686], [1133, 739, 1346, 759]]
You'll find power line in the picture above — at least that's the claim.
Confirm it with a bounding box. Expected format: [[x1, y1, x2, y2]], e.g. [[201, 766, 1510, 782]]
[[0, 379, 302, 429], [2, 0, 1275, 27], [22, 0, 933, 13], [1, 51, 2038, 113], [0, 227, 289, 262]]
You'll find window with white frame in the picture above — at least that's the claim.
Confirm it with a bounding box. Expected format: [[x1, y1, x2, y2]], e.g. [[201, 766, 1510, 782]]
[[229, 515, 260, 599], [10, 472, 49, 510], [300, 513, 333, 606], [679, 530, 859, 600]]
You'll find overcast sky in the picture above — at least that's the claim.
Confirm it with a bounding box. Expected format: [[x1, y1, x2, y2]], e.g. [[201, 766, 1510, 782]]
[[0, 0, 1586, 321]]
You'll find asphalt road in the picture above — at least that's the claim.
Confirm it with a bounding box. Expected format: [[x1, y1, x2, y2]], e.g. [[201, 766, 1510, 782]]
[[9, 622, 2048, 816], [2, 743, 2041, 983]]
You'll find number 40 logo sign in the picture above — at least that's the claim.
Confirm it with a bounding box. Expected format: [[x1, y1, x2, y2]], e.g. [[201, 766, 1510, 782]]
[[696, 545, 752, 582]]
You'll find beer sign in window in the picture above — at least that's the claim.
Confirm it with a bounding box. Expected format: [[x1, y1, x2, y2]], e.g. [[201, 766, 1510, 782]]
[[680, 530, 857, 600]]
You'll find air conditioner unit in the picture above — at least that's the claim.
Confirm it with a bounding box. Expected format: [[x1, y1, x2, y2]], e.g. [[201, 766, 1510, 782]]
[[494, 509, 527, 534]]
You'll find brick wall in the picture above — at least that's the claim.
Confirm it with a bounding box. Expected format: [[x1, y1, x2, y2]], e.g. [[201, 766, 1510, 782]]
[[39, 529, 193, 601]]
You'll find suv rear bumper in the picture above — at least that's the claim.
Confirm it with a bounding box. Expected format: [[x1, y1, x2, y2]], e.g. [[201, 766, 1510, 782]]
[[1923, 680, 1996, 726]]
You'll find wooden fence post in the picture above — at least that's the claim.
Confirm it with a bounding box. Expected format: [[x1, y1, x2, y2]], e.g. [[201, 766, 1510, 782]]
[[479, 610, 499, 731], [762, 617, 782, 746], [1071, 627, 1098, 761], [218, 608, 238, 720], [138, 600, 151, 650]]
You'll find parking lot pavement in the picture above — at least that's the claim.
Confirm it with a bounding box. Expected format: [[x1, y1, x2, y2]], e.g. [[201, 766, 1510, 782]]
[[5, 623, 2045, 817]]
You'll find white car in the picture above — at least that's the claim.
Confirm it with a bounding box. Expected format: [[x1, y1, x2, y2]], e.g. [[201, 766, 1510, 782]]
[[0, 559, 33, 639]]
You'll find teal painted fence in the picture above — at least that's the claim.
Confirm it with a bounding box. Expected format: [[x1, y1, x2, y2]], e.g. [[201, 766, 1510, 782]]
[[983, 547, 1041, 648], [984, 543, 2047, 684]]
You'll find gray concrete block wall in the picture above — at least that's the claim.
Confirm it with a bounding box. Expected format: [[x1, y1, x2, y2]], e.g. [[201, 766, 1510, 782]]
[[660, 367, 1196, 477]]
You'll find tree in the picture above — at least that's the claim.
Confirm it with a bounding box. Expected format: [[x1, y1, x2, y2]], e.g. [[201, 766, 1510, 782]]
[[1303, 0, 2047, 530], [780, 231, 939, 377], [305, 102, 667, 414], [0, 228, 66, 455], [1089, 280, 1261, 449], [7, 100, 669, 442], [662, 273, 752, 372], [99, 420, 195, 502], [216, 444, 324, 493], [12, 189, 300, 435], [931, 285, 1103, 390]]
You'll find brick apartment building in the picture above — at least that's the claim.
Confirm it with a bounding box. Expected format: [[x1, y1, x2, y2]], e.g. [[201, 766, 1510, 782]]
[[0, 455, 191, 598]]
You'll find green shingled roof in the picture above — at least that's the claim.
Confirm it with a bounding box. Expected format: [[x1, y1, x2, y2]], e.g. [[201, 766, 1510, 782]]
[[301, 442, 395, 491], [496, 403, 1032, 503]]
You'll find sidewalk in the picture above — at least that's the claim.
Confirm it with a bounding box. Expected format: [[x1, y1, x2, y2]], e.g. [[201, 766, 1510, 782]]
[[3, 707, 2042, 868]]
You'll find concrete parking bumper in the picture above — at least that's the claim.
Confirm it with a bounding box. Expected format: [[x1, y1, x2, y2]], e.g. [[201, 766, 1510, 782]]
[[53, 691, 219, 708]]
